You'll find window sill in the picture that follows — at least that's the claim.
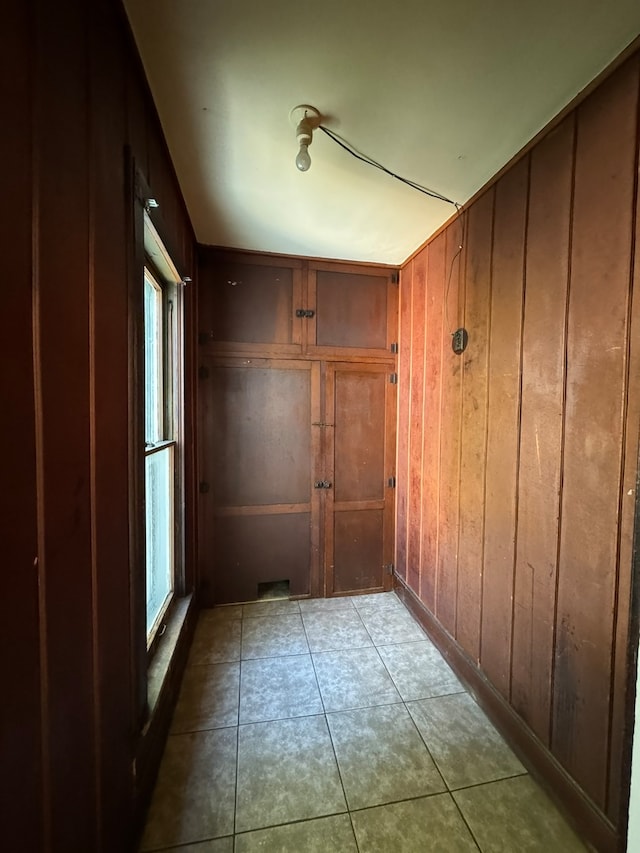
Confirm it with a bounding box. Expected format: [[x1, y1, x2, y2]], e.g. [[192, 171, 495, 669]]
[[145, 593, 193, 725]]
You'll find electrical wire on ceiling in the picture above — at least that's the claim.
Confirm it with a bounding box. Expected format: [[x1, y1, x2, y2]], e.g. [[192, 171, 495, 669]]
[[316, 120, 467, 346], [318, 125, 460, 209]]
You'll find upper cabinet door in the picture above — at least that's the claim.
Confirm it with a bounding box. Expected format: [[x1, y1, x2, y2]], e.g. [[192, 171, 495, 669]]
[[306, 262, 398, 359], [198, 249, 304, 355]]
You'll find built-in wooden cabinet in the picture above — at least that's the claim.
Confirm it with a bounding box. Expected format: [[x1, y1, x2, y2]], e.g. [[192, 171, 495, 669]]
[[197, 248, 398, 604]]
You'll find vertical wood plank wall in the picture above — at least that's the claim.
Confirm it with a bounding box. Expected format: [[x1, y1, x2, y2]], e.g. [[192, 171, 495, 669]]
[[1, 2, 196, 851], [397, 52, 640, 839]]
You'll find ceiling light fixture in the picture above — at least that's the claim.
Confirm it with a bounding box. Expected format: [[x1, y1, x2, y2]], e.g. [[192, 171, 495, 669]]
[[289, 105, 321, 172]]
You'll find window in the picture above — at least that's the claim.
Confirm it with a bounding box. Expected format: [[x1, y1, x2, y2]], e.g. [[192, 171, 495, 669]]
[[143, 257, 182, 644]]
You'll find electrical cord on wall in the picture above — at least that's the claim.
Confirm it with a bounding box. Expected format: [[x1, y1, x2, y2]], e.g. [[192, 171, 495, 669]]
[[444, 205, 465, 335]]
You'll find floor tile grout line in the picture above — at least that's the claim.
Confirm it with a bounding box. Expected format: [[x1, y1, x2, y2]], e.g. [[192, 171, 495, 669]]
[[449, 770, 530, 794], [449, 792, 485, 852], [232, 616, 244, 840], [146, 595, 577, 852]]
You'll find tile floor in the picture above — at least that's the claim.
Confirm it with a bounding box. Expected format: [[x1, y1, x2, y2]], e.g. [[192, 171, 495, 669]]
[[139, 592, 588, 852]]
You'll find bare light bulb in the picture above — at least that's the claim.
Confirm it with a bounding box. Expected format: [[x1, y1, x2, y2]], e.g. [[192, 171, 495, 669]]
[[296, 142, 311, 172]]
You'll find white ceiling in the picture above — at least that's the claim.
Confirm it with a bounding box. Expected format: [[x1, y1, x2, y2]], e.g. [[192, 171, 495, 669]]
[[123, 0, 639, 266]]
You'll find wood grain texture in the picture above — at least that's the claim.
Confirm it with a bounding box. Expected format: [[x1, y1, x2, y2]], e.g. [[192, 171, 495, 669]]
[[5, 2, 198, 850], [609, 57, 640, 827], [407, 253, 426, 592], [396, 264, 412, 583], [553, 59, 638, 810], [456, 192, 493, 663], [435, 229, 463, 636], [480, 155, 528, 699], [36, 2, 97, 846], [421, 243, 441, 611], [511, 117, 573, 744], [1, 3, 43, 851], [90, 4, 134, 846], [397, 49, 640, 844]]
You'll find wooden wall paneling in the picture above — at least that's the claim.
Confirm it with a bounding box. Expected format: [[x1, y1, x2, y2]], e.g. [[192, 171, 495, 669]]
[[407, 253, 426, 592], [1, 3, 43, 851], [89, 3, 134, 847], [36, 0, 97, 847], [146, 117, 179, 262], [609, 58, 640, 827], [420, 243, 442, 611], [510, 117, 574, 745], [554, 61, 639, 810], [480, 156, 529, 699], [435, 229, 463, 635], [395, 264, 412, 582], [456, 192, 494, 662], [125, 42, 149, 186]]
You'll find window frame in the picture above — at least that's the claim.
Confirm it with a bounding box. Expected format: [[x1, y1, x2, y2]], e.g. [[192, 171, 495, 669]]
[[141, 215, 186, 659]]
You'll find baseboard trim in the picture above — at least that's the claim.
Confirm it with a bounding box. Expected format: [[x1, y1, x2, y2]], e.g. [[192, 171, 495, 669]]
[[394, 577, 620, 853]]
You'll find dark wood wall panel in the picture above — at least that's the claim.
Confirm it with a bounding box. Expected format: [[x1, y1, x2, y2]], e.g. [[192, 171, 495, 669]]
[[553, 62, 639, 809], [395, 261, 412, 583], [6, 2, 197, 850], [90, 3, 134, 846], [407, 254, 426, 592], [456, 191, 493, 662], [1, 4, 43, 852], [36, 4, 96, 846], [420, 243, 442, 611], [610, 63, 640, 823], [480, 156, 528, 698], [511, 118, 573, 744], [435, 231, 463, 635], [398, 50, 640, 847]]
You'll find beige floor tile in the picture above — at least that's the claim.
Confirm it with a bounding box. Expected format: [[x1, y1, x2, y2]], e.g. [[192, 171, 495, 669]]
[[302, 608, 373, 652], [377, 640, 463, 701], [239, 654, 323, 723], [351, 794, 480, 852], [171, 663, 239, 733], [299, 596, 357, 614], [189, 618, 242, 665], [357, 605, 427, 645], [453, 775, 588, 851], [327, 703, 446, 809], [313, 647, 401, 711], [156, 839, 234, 852], [139, 729, 237, 850], [242, 600, 301, 619], [235, 715, 346, 833], [350, 592, 404, 610], [241, 614, 309, 659], [201, 605, 244, 623], [235, 814, 358, 852], [408, 692, 525, 789]]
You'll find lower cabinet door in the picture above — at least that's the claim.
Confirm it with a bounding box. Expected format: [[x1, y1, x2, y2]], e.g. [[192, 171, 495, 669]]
[[197, 357, 395, 604], [323, 362, 396, 595], [198, 357, 321, 605]]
